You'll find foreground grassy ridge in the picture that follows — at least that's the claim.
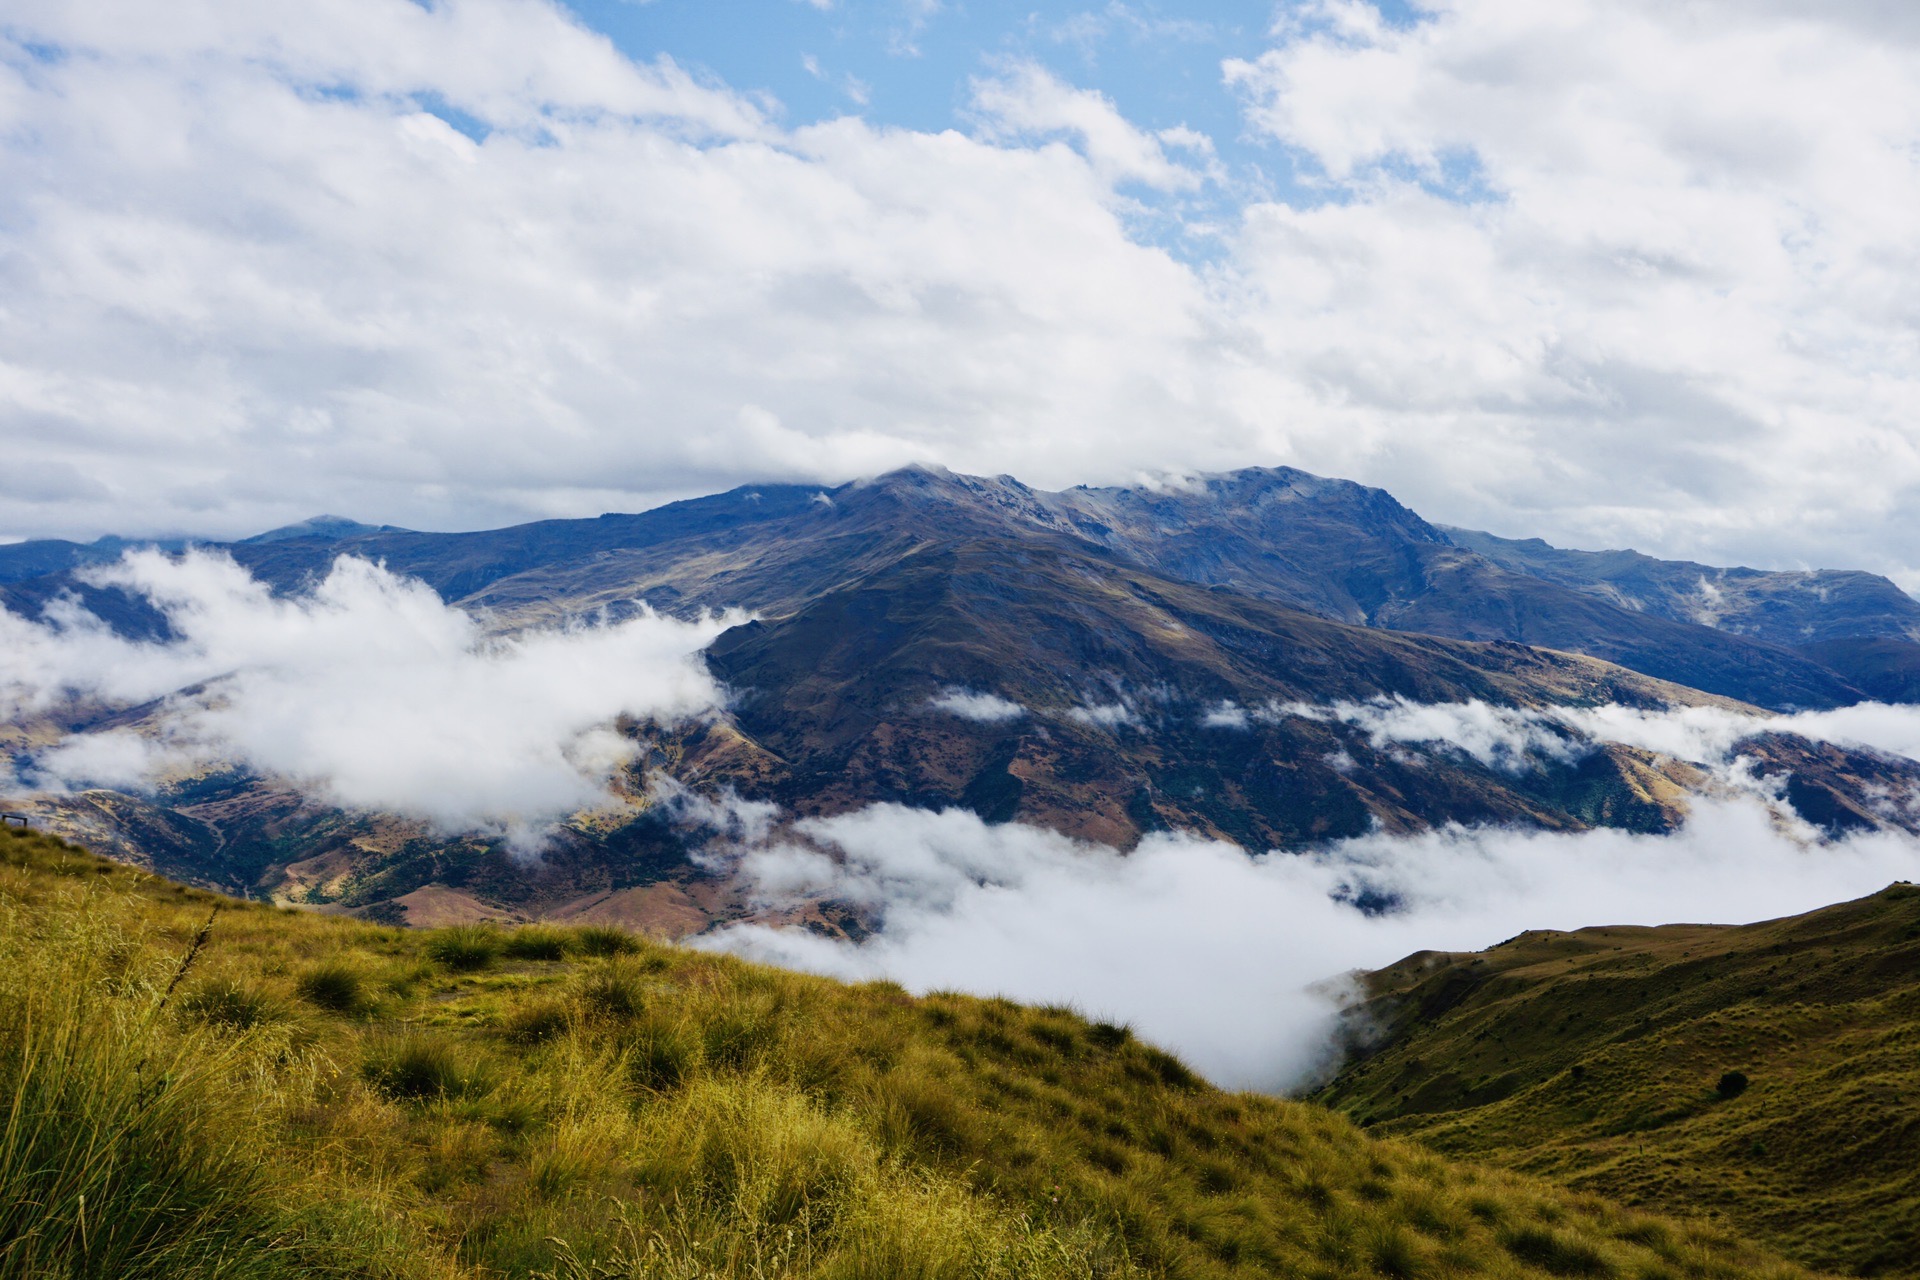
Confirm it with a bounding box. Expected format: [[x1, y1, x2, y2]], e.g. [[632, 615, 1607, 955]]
[[1314, 885, 1920, 1278], [1, 828, 1822, 1279]]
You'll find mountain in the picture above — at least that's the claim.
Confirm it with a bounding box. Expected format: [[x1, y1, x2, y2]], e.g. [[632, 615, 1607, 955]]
[[211, 464, 1919, 710], [7, 463, 1920, 918], [1447, 525, 1920, 705], [0, 824, 1827, 1280], [10, 465, 1913, 708], [236, 514, 401, 544], [0, 533, 190, 584], [1312, 883, 1920, 1278], [1444, 526, 1920, 646]]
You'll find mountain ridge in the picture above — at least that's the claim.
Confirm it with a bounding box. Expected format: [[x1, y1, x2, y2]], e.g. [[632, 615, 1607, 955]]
[[7, 463, 1920, 918]]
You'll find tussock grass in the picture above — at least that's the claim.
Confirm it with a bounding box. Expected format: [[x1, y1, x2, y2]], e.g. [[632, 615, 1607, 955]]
[[0, 827, 1832, 1279], [1318, 885, 1920, 1276], [571, 924, 642, 957], [502, 925, 573, 962], [181, 974, 292, 1030], [295, 959, 367, 1014], [424, 923, 502, 972]]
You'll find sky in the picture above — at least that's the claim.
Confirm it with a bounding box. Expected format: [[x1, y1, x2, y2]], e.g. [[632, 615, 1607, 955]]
[[4, 1, 1920, 585]]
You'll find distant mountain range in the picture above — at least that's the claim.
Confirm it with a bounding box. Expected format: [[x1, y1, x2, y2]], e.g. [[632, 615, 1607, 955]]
[[7, 463, 1920, 920]]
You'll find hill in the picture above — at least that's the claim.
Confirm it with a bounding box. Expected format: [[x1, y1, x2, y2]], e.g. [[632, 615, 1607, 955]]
[[0, 823, 1826, 1280], [1312, 885, 1920, 1278]]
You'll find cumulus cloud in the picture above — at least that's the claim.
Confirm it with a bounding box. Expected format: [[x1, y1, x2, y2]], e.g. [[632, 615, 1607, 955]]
[[0, 550, 732, 836], [1220, 0, 1920, 580], [709, 798, 1920, 1092], [928, 688, 1026, 723], [968, 61, 1203, 192], [4, 0, 1920, 589], [1066, 700, 1137, 728]]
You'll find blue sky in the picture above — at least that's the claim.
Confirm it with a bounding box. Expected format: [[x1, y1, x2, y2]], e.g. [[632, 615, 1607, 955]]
[[553, 1, 1388, 208], [563, 2, 1271, 135]]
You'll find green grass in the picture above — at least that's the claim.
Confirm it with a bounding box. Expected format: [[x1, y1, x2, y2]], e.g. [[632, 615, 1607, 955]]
[[1314, 883, 1920, 1277], [0, 825, 1831, 1279]]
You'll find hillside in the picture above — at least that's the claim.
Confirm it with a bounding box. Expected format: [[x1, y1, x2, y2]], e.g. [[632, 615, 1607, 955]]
[[0, 823, 1826, 1280], [1312, 886, 1920, 1278]]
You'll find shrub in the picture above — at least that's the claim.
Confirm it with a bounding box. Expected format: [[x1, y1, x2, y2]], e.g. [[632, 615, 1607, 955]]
[[295, 960, 365, 1014], [425, 924, 502, 972], [1716, 1070, 1750, 1100]]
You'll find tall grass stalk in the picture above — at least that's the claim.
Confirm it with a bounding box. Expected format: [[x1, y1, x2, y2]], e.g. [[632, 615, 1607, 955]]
[[0, 897, 290, 1279]]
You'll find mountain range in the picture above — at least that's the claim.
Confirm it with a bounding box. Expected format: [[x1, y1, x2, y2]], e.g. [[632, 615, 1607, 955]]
[[6, 463, 1920, 923]]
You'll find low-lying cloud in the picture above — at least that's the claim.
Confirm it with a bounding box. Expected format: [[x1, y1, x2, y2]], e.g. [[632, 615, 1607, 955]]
[[1286, 695, 1920, 783], [928, 688, 1027, 723], [701, 693, 1920, 1092], [1284, 697, 1586, 773], [1, 550, 732, 836], [707, 798, 1920, 1093]]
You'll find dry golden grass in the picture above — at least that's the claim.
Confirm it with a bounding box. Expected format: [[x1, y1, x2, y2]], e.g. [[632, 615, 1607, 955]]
[[0, 827, 1834, 1279]]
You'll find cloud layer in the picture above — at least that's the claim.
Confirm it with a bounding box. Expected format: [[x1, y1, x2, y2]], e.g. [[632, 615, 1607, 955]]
[[1, 550, 730, 833], [710, 798, 1920, 1092], [3, 1, 1920, 585]]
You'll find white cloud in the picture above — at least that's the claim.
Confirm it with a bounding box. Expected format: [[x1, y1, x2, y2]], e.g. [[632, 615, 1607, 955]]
[[1201, 700, 1249, 728], [1283, 695, 1920, 788], [968, 61, 1202, 191], [1283, 696, 1586, 773], [1066, 700, 1137, 728], [1219, 0, 1920, 580], [1, 550, 732, 836], [928, 688, 1026, 723], [708, 798, 1920, 1092]]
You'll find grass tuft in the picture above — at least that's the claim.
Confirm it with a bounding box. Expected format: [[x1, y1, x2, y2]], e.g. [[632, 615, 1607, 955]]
[[424, 923, 502, 971], [503, 924, 574, 961], [571, 924, 641, 957], [294, 959, 366, 1014], [180, 975, 290, 1030], [363, 1034, 494, 1103]]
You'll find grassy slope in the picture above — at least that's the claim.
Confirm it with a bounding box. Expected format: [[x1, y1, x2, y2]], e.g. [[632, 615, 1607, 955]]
[[1313, 885, 1920, 1278], [0, 827, 1826, 1280]]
